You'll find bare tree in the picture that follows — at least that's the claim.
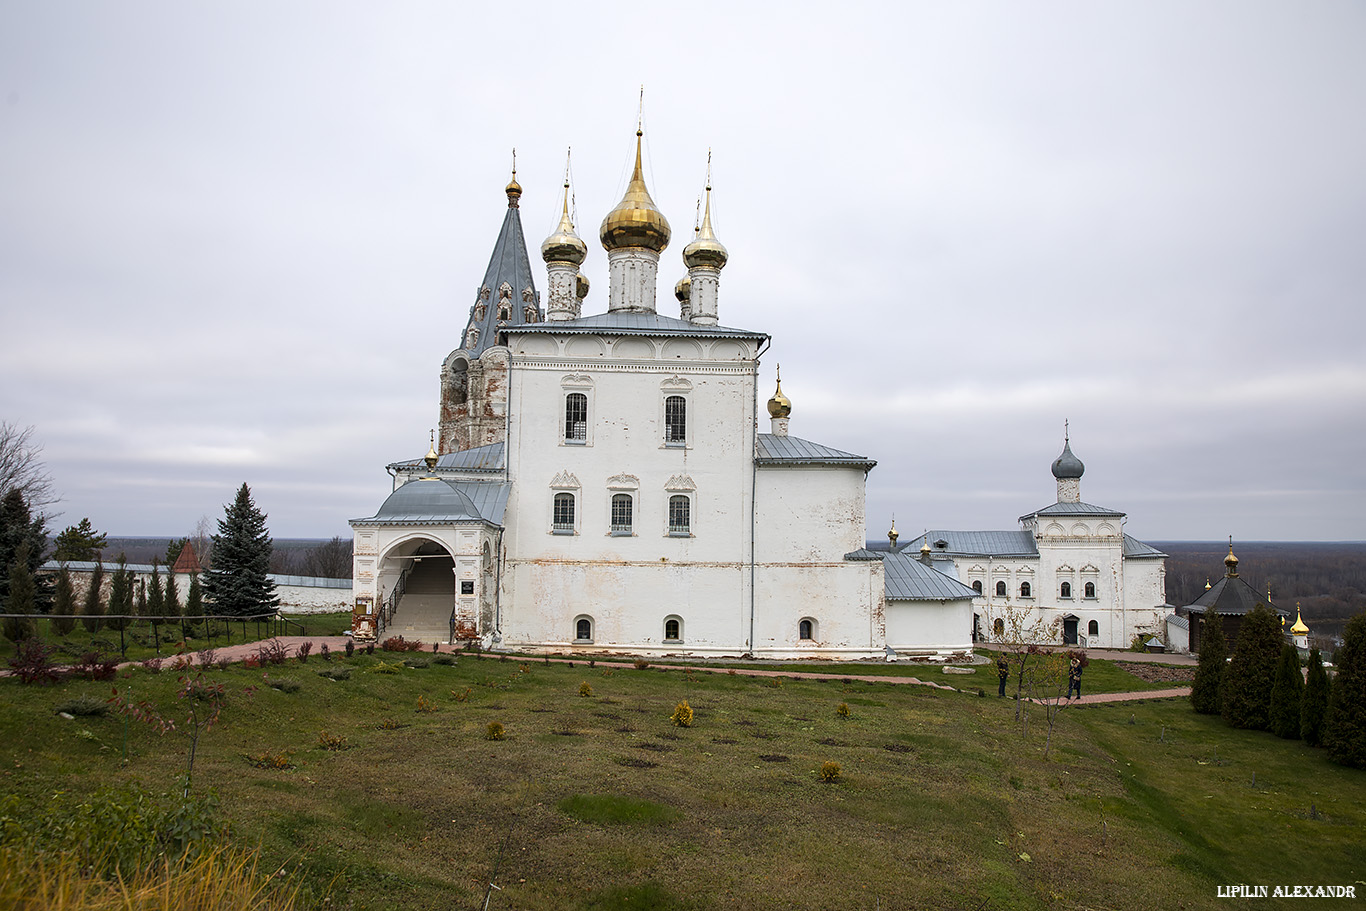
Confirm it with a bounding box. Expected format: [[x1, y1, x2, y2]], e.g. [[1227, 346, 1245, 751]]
[[980, 600, 1062, 730], [0, 422, 58, 516], [301, 536, 353, 579]]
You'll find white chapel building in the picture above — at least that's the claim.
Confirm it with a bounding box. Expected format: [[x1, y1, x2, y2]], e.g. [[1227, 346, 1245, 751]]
[[349, 130, 1164, 659]]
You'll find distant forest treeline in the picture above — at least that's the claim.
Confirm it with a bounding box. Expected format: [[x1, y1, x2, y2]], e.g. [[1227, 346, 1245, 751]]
[[86, 536, 354, 580], [1158, 541, 1366, 644]]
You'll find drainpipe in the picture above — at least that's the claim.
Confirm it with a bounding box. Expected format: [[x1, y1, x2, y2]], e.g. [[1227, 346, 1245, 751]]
[[748, 337, 771, 658]]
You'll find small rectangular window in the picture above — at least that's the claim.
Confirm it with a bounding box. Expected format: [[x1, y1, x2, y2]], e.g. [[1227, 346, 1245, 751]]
[[664, 395, 686, 446], [565, 393, 588, 443], [610, 494, 633, 535], [668, 495, 690, 535]]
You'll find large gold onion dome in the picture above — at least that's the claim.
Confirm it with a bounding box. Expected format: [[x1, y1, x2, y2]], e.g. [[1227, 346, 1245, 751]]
[[683, 182, 728, 270], [600, 130, 671, 253], [541, 180, 587, 265], [767, 367, 792, 419]]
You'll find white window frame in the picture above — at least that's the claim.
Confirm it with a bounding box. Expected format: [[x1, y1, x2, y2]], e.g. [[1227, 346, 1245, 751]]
[[663, 615, 683, 643], [610, 493, 634, 536], [573, 615, 593, 644], [552, 491, 576, 535], [560, 375, 594, 447], [663, 394, 687, 448], [798, 617, 818, 641]]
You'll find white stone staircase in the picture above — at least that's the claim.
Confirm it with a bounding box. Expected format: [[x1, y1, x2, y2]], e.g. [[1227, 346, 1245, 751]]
[[387, 558, 454, 644]]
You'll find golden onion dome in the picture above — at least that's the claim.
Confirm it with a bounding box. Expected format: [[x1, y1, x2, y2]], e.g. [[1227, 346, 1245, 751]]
[[424, 430, 439, 476], [505, 174, 522, 207], [541, 180, 587, 265], [888, 517, 899, 549], [1291, 603, 1310, 635], [674, 275, 691, 303], [575, 271, 590, 300], [600, 130, 670, 253], [1224, 540, 1239, 577], [683, 182, 728, 270], [767, 367, 792, 419]]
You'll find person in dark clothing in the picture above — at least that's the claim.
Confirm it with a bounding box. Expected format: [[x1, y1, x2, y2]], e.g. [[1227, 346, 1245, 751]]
[[997, 657, 1009, 697], [1067, 657, 1083, 700]]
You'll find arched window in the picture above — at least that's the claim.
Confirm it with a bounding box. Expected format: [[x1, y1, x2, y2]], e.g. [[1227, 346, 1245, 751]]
[[993, 618, 1005, 637], [574, 616, 592, 642], [1088, 620, 1099, 636], [610, 494, 633, 535], [972, 580, 983, 594], [565, 393, 587, 442], [1020, 581, 1031, 598], [552, 492, 575, 533], [1084, 582, 1096, 599], [799, 618, 816, 640], [668, 495, 690, 535], [995, 581, 1007, 597], [664, 616, 682, 642], [664, 395, 687, 445], [1060, 582, 1072, 599]]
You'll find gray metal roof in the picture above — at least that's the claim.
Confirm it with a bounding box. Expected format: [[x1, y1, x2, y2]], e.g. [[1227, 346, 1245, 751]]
[[388, 442, 506, 474], [755, 434, 876, 470], [39, 560, 348, 589], [1122, 535, 1167, 558], [351, 478, 509, 527], [460, 193, 541, 357], [881, 552, 980, 601], [906, 530, 1040, 558], [507, 310, 767, 340], [1022, 501, 1126, 520]]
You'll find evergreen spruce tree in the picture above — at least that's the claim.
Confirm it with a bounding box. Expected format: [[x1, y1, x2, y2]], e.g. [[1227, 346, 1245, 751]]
[[52, 564, 76, 636], [1189, 608, 1227, 715], [134, 579, 147, 622], [203, 484, 278, 619], [2, 541, 37, 642], [105, 557, 132, 632], [81, 561, 105, 633], [1301, 647, 1330, 747], [0, 489, 48, 609], [1269, 643, 1304, 739], [164, 567, 181, 618], [186, 572, 203, 617], [52, 518, 107, 562], [1220, 603, 1284, 730], [147, 561, 165, 618], [1324, 613, 1366, 768]]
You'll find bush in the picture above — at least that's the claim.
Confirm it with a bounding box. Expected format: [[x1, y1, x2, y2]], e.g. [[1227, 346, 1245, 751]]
[[344, 641, 355, 658], [836, 703, 850, 718], [316, 731, 348, 751], [433, 654, 456, 666], [451, 687, 471, 702], [377, 718, 400, 730], [319, 642, 331, 661], [70, 651, 119, 682], [367, 660, 402, 675], [1189, 608, 1226, 715], [403, 656, 430, 669], [1325, 613, 1366, 768], [819, 761, 842, 782], [316, 666, 351, 681], [579, 681, 594, 697], [1269, 643, 1304, 739], [765, 677, 784, 689], [485, 721, 506, 741], [7, 637, 59, 685], [416, 695, 436, 713], [246, 750, 292, 770], [264, 676, 301, 694], [54, 696, 109, 717], [1220, 604, 1283, 730], [256, 640, 288, 666], [296, 641, 313, 663], [670, 701, 693, 728], [633, 659, 650, 670]]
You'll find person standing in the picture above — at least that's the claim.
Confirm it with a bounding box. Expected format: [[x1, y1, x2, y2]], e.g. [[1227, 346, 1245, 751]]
[[1067, 657, 1083, 700], [997, 657, 1009, 697]]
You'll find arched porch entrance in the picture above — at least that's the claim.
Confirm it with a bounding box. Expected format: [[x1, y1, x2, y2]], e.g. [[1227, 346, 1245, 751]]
[[378, 537, 456, 643]]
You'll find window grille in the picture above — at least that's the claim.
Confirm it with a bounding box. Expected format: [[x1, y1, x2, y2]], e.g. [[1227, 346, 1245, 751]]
[[664, 395, 686, 445], [565, 393, 587, 442], [552, 493, 575, 532], [610, 494, 633, 534], [668, 495, 690, 534], [664, 618, 680, 640]]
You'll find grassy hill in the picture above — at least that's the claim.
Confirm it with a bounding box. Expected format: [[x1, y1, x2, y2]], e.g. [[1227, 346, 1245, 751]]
[[1, 648, 1361, 910]]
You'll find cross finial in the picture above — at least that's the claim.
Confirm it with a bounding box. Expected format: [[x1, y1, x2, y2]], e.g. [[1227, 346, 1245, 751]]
[[1064, 418, 1069, 444], [511, 147, 516, 181], [637, 85, 644, 135]]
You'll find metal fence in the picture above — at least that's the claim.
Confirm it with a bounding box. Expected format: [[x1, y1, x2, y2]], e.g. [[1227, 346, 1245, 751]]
[[0, 612, 307, 658]]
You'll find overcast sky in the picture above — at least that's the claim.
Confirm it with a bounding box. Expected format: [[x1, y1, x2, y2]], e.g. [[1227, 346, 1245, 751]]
[[2, 2, 1363, 544]]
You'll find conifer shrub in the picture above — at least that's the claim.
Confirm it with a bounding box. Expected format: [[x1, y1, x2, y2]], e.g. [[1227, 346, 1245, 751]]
[[51, 564, 77, 636], [316, 666, 351, 681], [433, 654, 456, 666], [1324, 613, 1366, 768], [344, 641, 355, 658], [579, 681, 594, 697], [836, 703, 850, 718], [404, 656, 430, 668], [54, 695, 109, 717], [319, 642, 331, 661], [1220, 604, 1283, 730], [1189, 608, 1226, 715], [485, 721, 506, 741], [670, 701, 693, 727], [1269, 643, 1304, 739], [81, 561, 106, 634], [265, 676, 301, 694], [366, 660, 402, 675], [819, 761, 842, 782], [1301, 648, 1330, 746]]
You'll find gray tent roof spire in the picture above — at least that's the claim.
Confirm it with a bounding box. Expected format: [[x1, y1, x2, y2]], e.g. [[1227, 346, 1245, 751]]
[[459, 171, 542, 357]]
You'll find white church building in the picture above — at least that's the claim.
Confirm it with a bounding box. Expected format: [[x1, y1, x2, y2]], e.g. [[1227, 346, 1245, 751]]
[[349, 130, 1165, 659]]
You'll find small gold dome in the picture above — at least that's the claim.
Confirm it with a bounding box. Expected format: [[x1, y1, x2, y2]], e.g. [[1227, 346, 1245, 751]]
[[541, 180, 587, 265], [424, 430, 439, 475], [575, 271, 590, 300], [674, 275, 691, 303], [505, 176, 522, 207], [767, 367, 791, 419], [682, 182, 728, 270], [1224, 540, 1239, 577], [600, 131, 671, 253], [1291, 603, 1310, 635]]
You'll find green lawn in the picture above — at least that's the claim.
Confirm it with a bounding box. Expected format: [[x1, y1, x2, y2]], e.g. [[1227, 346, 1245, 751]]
[[1, 646, 1360, 910]]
